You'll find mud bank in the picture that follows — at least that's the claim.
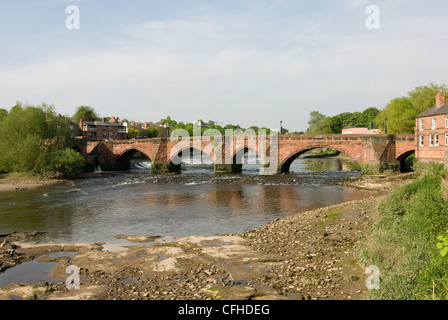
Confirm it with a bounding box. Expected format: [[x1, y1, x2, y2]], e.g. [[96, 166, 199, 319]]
[[0, 173, 415, 300], [0, 174, 64, 192]]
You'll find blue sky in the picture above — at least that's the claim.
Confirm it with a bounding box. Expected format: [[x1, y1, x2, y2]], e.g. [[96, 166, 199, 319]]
[[1, 0, 448, 131]]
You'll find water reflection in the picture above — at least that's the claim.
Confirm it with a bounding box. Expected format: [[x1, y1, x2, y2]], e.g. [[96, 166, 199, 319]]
[[0, 169, 372, 247]]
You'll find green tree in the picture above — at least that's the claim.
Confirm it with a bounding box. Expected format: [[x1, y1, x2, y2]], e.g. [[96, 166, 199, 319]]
[[307, 111, 327, 132], [408, 82, 448, 114], [160, 116, 178, 128], [376, 97, 416, 134], [0, 109, 7, 122], [310, 117, 337, 134], [0, 102, 76, 174], [39, 148, 86, 179], [360, 107, 380, 128], [73, 105, 98, 123], [145, 127, 159, 138]]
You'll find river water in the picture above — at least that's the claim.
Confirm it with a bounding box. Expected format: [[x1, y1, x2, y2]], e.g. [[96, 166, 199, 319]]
[[0, 157, 373, 249]]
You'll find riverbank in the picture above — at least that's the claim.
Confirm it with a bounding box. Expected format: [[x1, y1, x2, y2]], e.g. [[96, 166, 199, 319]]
[[0, 173, 416, 300], [0, 173, 64, 192]]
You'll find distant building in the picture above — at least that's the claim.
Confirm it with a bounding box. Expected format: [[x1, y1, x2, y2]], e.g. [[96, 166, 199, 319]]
[[341, 127, 380, 134], [415, 92, 448, 162], [79, 118, 127, 141]]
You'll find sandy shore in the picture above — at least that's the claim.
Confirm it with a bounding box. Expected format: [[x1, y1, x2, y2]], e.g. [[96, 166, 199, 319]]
[[0, 173, 415, 300], [0, 174, 63, 192]]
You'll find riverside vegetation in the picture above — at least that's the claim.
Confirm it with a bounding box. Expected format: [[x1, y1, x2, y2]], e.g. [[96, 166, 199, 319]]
[[355, 162, 448, 300], [0, 103, 85, 179]]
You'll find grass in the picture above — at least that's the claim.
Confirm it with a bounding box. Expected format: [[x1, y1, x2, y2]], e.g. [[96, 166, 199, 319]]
[[317, 211, 342, 227], [355, 162, 448, 300]]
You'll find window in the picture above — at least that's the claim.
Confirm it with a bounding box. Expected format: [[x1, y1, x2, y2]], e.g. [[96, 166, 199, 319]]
[[445, 116, 448, 128], [445, 134, 448, 145], [432, 118, 436, 130], [420, 119, 424, 131], [420, 135, 424, 146], [435, 134, 439, 146], [430, 135, 434, 146]]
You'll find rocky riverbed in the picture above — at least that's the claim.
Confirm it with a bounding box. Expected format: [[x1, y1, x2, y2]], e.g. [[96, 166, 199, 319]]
[[0, 173, 415, 300]]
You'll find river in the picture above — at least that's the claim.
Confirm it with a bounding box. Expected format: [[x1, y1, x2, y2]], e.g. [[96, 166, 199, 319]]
[[0, 156, 374, 249]]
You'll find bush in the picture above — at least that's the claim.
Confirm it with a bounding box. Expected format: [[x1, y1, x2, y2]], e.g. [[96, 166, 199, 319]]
[[39, 148, 86, 179]]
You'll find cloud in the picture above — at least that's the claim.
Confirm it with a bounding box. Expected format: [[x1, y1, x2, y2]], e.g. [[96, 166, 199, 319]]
[[1, 2, 448, 130]]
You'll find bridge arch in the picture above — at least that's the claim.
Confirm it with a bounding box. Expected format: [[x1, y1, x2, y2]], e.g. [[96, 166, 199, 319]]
[[396, 149, 415, 172], [232, 146, 263, 165], [279, 146, 356, 173], [116, 147, 153, 162], [169, 146, 214, 167]]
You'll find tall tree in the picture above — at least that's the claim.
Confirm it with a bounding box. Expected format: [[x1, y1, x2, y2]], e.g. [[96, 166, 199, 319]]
[[307, 111, 327, 132], [0, 109, 7, 122], [375, 97, 416, 134], [73, 105, 98, 123], [360, 107, 380, 128], [408, 82, 448, 114]]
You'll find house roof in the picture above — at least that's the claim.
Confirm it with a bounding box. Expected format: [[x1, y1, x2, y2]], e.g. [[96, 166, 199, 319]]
[[416, 103, 448, 118], [82, 120, 125, 127]]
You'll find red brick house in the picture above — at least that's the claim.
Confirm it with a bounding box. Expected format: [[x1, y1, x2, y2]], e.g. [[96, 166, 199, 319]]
[[80, 118, 127, 141], [415, 92, 448, 162]]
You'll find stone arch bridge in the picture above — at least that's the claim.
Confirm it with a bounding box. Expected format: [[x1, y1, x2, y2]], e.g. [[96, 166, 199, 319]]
[[77, 134, 415, 174]]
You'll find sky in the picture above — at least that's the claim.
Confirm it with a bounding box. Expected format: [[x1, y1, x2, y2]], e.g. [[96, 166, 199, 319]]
[[1, 0, 448, 132]]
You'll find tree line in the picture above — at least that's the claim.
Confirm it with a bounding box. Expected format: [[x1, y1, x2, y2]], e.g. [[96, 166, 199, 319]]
[[307, 82, 448, 134], [0, 103, 85, 178]]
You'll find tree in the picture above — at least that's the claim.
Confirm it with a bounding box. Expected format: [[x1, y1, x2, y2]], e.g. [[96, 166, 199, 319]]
[[73, 105, 98, 123], [159, 116, 178, 128], [127, 128, 141, 139], [145, 127, 159, 138], [376, 97, 416, 134], [0, 109, 7, 122], [0, 102, 77, 174], [360, 107, 380, 128], [307, 111, 327, 132], [408, 82, 448, 114], [310, 117, 337, 134]]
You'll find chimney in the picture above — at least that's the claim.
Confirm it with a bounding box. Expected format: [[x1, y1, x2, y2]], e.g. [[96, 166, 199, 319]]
[[436, 92, 445, 108]]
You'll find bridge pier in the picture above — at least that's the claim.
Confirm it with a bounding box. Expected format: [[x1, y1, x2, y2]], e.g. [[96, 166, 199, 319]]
[[214, 164, 243, 174]]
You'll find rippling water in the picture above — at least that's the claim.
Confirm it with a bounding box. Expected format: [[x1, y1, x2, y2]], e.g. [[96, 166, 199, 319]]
[[0, 157, 373, 248]]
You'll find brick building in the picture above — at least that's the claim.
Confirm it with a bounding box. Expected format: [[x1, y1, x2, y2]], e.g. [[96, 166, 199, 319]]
[[415, 92, 448, 162], [80, 118, 127, 141], [341, 127, 380, 134]]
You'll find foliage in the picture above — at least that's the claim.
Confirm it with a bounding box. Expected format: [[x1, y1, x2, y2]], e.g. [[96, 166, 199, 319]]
[[72, 105, 98, 123], [145, 127, 159, 138], [375, 97, 417, 134], [436, 230, 448, 258], [39, 148, 86, 179], [0, 102, 83, 177], [0, 109, 7, 122], [127, 128, 141, 139], [408, 82, 448, 114], [307, 107, 379, 134], [307, 111, 327, 132], [355, 163, 448, 300], [307, 82, 447, 134]]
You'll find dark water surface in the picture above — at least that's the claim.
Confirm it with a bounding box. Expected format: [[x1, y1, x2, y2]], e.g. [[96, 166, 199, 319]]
[[0, 158, 373, 248]]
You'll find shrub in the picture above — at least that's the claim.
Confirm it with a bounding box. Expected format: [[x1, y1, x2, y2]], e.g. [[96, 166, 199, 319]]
[[39, 148, 86, 179]]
